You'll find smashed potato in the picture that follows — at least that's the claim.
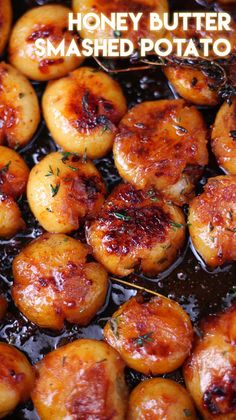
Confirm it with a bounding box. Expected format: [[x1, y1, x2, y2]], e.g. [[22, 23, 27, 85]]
[[0, 343, 34, 419], [184, 304, 236, 420], [32, 339, 128, 420], [9, 5, 83, 81], [0, 63, 40, 149], [42, 67, 127, 159], [12, 233, 108, 330], [188, 175, 236, 268], [0, 0, 12, 55], [86, 183, 186, 277], [212, 98, 236, 175], [113, 99, 208, 205], [27, 151, 106, 234], [103, 294, 193, 375], [128, 378, 196, 420], [0, 296, 7, 320], [73, 0, 168, 50]]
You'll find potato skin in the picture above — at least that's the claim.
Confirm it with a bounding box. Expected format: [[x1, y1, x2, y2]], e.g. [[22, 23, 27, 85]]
[[184, 304, 236, 420], [42, 67, 127, 159], [0, 63, 40, 149], [86, 183, 186, 277], [8, 5, 83, 81], [0, 0, 12, 55], [32, 339, 128, 420], [27, 151, 106, 234], [128, 378, 196, 420], [73, 0, 168, 50], [12, 233, 108, 330], [0, 195, 25, 238], [0, 343, 35, 419], [113, 99, 208, 205], [188, 175, 236, 268], [212, 98, 236, 175], [103, 294, 193, 375], [0, 296, 7, 320]]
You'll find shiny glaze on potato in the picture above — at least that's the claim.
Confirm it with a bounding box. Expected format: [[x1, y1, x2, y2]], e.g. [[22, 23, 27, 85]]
[[0, 63, 40, 149], [184, 304, 236, 419], [12, 233, 108, 330], [128, 378, 196, 420], [103, 294, 193, 375], [43, 67, 127, 159], [212, 98, 236, 175], [86, 183, 186, 277], [8, 5, 83, 81], [0, 0, 12, 55], [32, 339, 128, 420], [0, 296, 7, 320], [0, 343, 35, 419], [188, 175, 236, 268], [27, 151, 106, 234], [0, 195, 25, 238], [113, 99, 208, 205], [73, 0, 168, 50]]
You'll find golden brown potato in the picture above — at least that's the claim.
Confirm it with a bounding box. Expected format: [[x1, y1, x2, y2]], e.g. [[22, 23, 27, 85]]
[[128, 378, 197, 420], [184, 304, 236, 420], [0, 296, 7, 320], [0, 342, 35, 419], [0, 62, 40, 149], [113, 99, 208, 205], [86, 183, 186, 277], [0, 0, 12, 55], [27, 151, 106, 234], [103, 294, 193, 375], [73, 0, 168, 50], [8, 5, 83, 81], [42, 67, 127, 159], [12, 233, 108, 330], [0, 195, 25, 238], [32, 339, 128, 420], [212, 98, 236, 175], [188, 175, 236, 268]]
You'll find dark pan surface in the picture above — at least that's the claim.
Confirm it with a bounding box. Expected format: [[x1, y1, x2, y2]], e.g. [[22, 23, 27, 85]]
[[0, 0, 235, 418]]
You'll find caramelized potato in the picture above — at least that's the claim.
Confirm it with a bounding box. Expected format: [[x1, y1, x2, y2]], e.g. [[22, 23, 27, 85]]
[[0, 296, 7, 320], [42, 67, 127, 159], [0, 343, 34, 419], [212, 98, 236, 174], [86, 183, 186, 277], [184, 304, 236, 420], [104, 294, 193, 375], [0, 63, 40, 149], [128, 378, 196, 420], [188, 175, 236, 268], [12, 233, 108, 330], [27, 151, 106, 234], [8, 5, 83, 81], [0, 195, 25, 238], [113, 99, 208, 205], [73, 0, 168, 50], [32, 339, 128, 419], [0, 0, 12, 55]]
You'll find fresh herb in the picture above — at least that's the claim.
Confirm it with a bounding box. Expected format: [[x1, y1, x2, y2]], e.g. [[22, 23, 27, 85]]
[[101, 124, 110, 134], [230, 130, 236, 140], [151, 197, 159, 202], [183, 408, 192, 417], [50, 183, 60, 197], [113, 212, 131, 221], [169, 221, 184, 231], [161, 244, 172, 250], [61, 152, 72, 163], [45, 165, 54, 177], [133, 332, 154, 347], [0, 161, 11, 174], [46, 207, 53, 213], [67, 165, 77, 171], [113, 30, 121, 38]]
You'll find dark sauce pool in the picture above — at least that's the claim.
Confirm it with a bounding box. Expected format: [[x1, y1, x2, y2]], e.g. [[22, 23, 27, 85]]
[[0, 0, 236, 418]]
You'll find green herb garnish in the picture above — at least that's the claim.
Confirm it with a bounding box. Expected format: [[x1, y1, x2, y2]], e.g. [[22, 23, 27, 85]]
[[50, 183, 60, 197], [133, 332, 154, 347]]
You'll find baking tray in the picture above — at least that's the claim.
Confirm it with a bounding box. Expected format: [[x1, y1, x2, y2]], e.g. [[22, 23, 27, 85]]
[[0, 0, 236, 418]]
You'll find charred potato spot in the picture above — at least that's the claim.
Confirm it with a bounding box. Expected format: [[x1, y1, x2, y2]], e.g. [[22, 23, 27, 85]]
[[0, 296, 7, 320], [103, 294, 193, 375], [0, 343, 34, 419], [86, 183, 186, 277], [128, 378, 196, 420], [32, 339, 128, 420], [0, 63, 40, 149], [12, 233, 108, 330], [0, 0, 12, 55], [9, 5, 83, 81], [188, 175, 236, 268], [27, 151, 106, 234], [42, 67, 127, 159], [113, 99, 208, 205], [73, 0, 169, 50], [184, 304, 236, 419], [212, 98, 236, 175]]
